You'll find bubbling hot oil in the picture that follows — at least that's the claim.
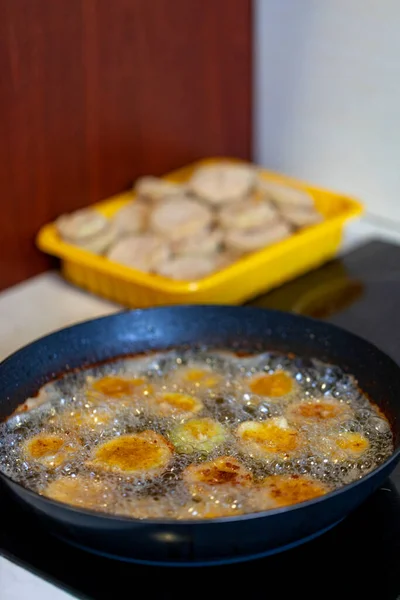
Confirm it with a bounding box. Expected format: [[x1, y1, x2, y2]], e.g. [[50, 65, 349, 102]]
[[0, 349, 394, 519]]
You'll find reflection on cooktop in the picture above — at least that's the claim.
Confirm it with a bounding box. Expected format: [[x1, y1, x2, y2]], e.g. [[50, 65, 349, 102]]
[[1, 239, 400, 600], [249, 239, 400, 362]]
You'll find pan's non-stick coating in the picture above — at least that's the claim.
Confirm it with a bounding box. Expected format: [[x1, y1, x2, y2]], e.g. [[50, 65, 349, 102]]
[[1, 306, 400, 564]]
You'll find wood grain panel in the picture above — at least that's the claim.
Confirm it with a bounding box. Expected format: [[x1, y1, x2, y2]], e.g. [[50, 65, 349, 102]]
[[0, 0, 252, 290]]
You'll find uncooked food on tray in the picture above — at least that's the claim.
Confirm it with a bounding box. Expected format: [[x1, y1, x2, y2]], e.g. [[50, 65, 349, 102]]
[[55, 162, 323, 281]]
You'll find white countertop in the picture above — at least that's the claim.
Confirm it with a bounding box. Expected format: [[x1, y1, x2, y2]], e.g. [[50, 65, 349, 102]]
[[2, 215, 400, 599]]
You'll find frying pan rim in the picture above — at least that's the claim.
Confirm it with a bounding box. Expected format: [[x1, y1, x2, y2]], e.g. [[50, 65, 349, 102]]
[[1, 304, 399, 526]]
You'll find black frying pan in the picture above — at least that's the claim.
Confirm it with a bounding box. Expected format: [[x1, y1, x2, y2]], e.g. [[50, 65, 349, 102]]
[[1, 306, 399, 566]]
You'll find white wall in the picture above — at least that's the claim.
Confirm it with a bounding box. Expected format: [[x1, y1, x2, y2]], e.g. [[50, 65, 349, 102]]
[[254, 0, 400, 223]]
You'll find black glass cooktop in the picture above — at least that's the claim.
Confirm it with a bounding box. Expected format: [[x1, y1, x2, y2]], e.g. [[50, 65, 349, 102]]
[[1, 239, 400, 600]]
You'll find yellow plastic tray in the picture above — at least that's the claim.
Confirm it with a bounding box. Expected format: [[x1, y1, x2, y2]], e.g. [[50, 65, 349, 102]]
[[36, 157, 364, 308]]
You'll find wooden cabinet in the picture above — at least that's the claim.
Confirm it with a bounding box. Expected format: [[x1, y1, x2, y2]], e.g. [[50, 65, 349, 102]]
[[0, 0, 252, 289]]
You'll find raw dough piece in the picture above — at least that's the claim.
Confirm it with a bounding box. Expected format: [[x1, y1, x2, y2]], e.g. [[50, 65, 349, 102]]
[[258, 178, 315, 210], [171, 227, 223, 256], [279, 205, 323, 227], [224, 220, 292, 253], [56, 208, 108, 241], [156, 255, 218, 281], [134, 176, 184, 201], [189, 163, 256, 205], [112, 200, 150, 235], [55, 208, 117, 254], [149, 196, 213, 241], [218, 197, 278, 230], [107, 234, 170, 272]]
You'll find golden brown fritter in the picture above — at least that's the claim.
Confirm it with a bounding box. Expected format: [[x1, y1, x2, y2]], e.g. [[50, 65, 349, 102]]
[[150, 392, 203, 418], [317, 431, 370, 461], [182, 456, 252, 514], [183, 456, 252, 487], [90, 375, 153, 400], [50, 407, 113, 432], [87, 431, 172, 477], [236, 417, 302, 459], [170, 366, 222, 390], [248, 371, 294, 398], [249, 474, 329, 510], [23, 434, 80, 468], [287, 398, 353, 426], [42, 475, 113, 511]]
